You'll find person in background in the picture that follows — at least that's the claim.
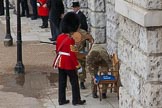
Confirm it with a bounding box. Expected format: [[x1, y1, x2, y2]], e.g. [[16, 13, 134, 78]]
[[72, 1, 88, 31], [20, 0, 30, 17], [53, 12, 86, 106], [47, 0, 64, 41], [30, 0, 38, 20], [37, 0, 49, 28], [72, 1, 88, 89], [0, 0, 4, 16]]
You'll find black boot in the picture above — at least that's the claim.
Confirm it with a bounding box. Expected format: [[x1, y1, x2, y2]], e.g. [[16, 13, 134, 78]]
[[26, 12, 30, 18], [21, 12, 25, 17], [102, 93, 107, 99], [80, 82, 86, 89], [0, 13, 4, 16], [73, 100, 86, 105], [41, 25, 48, 28], [59, 100, 70, 105], [92, 92, 98, 98]]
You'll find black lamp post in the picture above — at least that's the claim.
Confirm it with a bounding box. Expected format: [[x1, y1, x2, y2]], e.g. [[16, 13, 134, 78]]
[[4, 0, 13, 46], [14, 0, 25, 73]]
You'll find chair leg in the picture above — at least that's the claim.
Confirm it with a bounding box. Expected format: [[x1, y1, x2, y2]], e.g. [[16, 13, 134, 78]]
[[97, 84, 102, 101], [110, 83, 113, 93], [114, 83, 117, 93]]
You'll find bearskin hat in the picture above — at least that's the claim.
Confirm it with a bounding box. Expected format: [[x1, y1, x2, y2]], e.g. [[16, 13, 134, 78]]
[[60, 12, 80, 33]]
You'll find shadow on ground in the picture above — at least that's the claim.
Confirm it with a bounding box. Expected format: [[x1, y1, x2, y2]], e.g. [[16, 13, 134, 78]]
[[0, 71, 58, 99]]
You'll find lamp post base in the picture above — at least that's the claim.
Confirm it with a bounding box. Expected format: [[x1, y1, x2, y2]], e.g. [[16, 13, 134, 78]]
[[4, 38, 13, 46], [15, 62, 25, 74]]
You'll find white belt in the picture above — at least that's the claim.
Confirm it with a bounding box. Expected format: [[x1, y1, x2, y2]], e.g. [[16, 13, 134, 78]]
[[58, 51, 70, 56], [54, 51, 70, 68]]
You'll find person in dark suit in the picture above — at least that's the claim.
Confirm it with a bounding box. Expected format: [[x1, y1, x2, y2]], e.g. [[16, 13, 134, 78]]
[[30, 0, 38, 20], [72, 1, 88, 31], [47, 0, 64, 41], [21, 0, 30, 17], [72, 1, 88, 89], [0, 0, 4, 16]]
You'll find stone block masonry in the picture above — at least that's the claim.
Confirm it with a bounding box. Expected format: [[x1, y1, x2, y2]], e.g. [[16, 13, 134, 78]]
[[115, 0, 162, 108]]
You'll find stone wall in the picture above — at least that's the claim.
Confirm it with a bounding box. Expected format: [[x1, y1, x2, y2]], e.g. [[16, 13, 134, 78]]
[[105, 0, 120, 54], [88, 0, 106, 44], [115, 0, 162, 108]]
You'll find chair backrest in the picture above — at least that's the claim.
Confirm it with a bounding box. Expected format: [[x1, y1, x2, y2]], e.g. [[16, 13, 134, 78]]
[[112, 53, 119, 69], [110, 53, 119, 80]]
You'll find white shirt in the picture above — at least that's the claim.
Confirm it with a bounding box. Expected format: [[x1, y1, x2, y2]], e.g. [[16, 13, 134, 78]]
[[75, 10, 80, 14]]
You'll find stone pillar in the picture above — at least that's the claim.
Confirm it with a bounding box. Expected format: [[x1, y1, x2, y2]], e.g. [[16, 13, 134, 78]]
[[88, 0, 106, 44], [115, 0, 162, 108]]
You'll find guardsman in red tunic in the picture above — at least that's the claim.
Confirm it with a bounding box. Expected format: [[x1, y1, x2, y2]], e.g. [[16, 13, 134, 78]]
[[37, 0, 49, 28], [53, 12, 86, 106], [54, 33, 80, 70]]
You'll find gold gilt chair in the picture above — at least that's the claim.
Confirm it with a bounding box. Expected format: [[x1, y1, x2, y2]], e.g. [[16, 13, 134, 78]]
[[95, 53, 120, 101]]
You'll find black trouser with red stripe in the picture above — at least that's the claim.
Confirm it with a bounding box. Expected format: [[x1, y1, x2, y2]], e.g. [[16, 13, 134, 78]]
[[58, 68, 81, 104]]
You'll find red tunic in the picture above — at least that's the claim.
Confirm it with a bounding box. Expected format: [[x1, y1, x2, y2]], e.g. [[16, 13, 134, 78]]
[[54, 33, 80, 70], [37, 0, 49, 16]]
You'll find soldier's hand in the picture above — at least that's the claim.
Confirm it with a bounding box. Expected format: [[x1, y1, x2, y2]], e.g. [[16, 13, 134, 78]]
[[77, 67, 83, 73], [43, 4, 47, 7], [37, 2, 41, 7]]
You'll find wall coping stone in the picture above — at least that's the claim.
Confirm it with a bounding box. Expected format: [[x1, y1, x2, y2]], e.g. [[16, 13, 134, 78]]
[[115, 0, 162, 27]]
